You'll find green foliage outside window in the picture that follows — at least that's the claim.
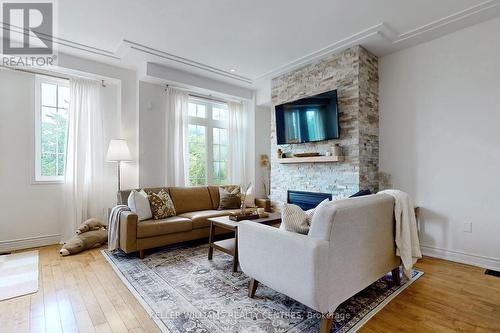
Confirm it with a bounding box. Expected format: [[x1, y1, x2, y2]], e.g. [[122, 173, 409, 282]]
[[187, 100, 229, 186], [41, 110, 68, 177], [188, 125, 206, 186]]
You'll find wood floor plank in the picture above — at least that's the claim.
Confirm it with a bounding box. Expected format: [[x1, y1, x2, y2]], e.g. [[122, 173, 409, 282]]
[[2, 244, 500, 333], [94, 322, 113, 333], [52, 261, 79, 333], [88, 260, 142, 331], [69, 260, 108, 327], [41, 255, 63, 333], [10, 295, 31, 333], [0, 298, 16, 333], [359, 257, 500, 333], [73, 309, 96, 333], [104, 272, 160, 333], [80, 258, 130, 333], [29, 269, 46, 333]]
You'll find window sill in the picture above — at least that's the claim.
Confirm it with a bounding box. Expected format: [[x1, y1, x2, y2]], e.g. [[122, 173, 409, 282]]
[[32, 179, 65, 185]]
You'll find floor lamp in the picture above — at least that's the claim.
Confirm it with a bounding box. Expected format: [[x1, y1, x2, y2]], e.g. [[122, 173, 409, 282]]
[[106, 139, 132, 192]]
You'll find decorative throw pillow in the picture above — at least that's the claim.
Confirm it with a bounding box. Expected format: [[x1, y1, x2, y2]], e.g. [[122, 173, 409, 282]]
[[350, 189, 372, 198], [147, 189, 176, 220], [308, 199, 336, 241], [280, 199, 329, 234], [218, 186, 241, 209], [128, 190, 152, 221], [280, 204, 315, 234], [243, 186, 256, 208]]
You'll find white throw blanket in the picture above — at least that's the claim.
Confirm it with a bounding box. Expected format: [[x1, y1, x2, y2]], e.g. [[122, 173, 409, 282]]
[[108, 205, 130, 251], [380, 190, 422, 278]]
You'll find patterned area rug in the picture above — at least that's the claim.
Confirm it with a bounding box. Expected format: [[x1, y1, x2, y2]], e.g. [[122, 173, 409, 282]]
[[102, 243, 422, 333]]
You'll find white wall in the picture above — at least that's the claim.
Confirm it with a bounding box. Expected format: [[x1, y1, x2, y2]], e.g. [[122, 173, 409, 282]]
[[379, 16, 500, 269], [0, 69, 120, 251], [99, 84, 121, 210], [139, 81, 167, 187], [0, 70, 62, 250], [254, 106, 271, 198], [244, 100, 256, 191]]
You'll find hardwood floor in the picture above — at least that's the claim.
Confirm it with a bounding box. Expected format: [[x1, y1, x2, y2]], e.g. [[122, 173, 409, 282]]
[[360, 257, 500, 333], [0, 245, 160, 333], [1, 245, 499, 333]]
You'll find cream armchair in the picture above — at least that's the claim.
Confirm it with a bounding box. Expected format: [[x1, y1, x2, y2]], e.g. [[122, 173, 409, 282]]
[[238, 193, 401, 333]]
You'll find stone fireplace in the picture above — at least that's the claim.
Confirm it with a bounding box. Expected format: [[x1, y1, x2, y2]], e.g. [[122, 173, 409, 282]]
[[270, 46, 379, 203]]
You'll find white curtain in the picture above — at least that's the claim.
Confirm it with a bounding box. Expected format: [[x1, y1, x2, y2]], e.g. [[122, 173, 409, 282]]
[[227, 101, 247, 184], [165, 87, 189, 186], [61, 79, 104, 242]]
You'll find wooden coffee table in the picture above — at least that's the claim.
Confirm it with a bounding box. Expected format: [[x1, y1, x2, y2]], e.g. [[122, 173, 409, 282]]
[[207, 212, 281, 272]]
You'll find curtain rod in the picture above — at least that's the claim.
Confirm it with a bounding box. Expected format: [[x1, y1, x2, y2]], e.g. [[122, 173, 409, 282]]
[[164, 84, 242, 104], [189, 93, 230, 105], [0, 65, 107, 87]]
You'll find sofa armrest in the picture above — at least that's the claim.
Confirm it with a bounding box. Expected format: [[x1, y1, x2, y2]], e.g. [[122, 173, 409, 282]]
[[119, 211, 138, 253], [238, 221, 329, 311]]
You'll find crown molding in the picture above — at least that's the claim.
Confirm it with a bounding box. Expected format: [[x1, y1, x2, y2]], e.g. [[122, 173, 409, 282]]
[[1, 22, 120, 59], [394, 0, 500, 43], [256, 0, 500, 81], [253, 23, 396, 81], [3, 0, 500, 86], [0, 23, 251, 84], [122, 40, 253, 84]]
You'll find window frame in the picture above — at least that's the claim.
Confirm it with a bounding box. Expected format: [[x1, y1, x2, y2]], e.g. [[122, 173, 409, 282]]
[[187, 97, 229, 186], [34, 75, 70, 184]]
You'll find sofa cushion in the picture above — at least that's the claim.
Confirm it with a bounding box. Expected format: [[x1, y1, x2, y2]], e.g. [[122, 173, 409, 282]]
[[179, 210, 236, 229], [280, 203, 315, 234], [208, 186, 220, 209], [169, 186, 214, 214], [137, 216, 192, 238], [127, 190, 152, 221], [147, 189, 176, 220], [218, 186, 241, 209], [208, 185, 240, 209], [118, 187, 168, 205]]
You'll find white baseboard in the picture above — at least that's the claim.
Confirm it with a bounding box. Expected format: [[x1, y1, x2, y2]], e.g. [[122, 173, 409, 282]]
[[420, 244, 500, 271], [0, 234, 61, 253]]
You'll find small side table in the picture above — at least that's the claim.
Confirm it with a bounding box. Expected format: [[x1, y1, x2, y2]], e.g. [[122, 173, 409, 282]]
[[207, 213, 281, 272]]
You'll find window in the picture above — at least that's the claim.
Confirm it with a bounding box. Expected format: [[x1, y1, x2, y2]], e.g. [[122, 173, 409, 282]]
[[34, 76, 70, 182], [187, 97, 229, 186]]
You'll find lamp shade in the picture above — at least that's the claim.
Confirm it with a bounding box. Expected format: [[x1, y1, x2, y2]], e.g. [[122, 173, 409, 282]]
[[106, 139, 132, 162]]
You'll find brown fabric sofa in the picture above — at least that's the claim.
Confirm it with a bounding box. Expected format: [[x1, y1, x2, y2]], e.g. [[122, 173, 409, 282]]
[[116, 186, 265, 258]]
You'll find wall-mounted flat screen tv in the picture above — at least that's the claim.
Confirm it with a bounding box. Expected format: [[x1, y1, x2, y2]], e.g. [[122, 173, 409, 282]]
[[275, 90, 339, 145]]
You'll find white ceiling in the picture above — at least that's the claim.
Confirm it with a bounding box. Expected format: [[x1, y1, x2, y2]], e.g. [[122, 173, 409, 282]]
[[49, 0, 500, 86]]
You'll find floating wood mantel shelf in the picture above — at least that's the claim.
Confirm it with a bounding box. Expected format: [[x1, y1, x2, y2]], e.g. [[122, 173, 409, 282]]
[[278, 156, 345, 164]]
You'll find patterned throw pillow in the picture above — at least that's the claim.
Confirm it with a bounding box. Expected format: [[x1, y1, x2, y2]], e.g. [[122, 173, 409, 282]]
[[280, 199, 329, 234], [147, 189, 176, 220], [218, 186, 241, 209], [280, 203, 314, 234]]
